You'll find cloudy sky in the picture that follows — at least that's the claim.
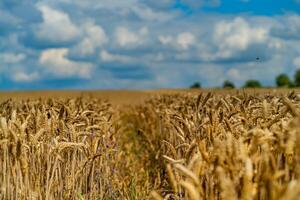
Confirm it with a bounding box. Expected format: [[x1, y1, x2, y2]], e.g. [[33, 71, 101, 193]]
[[1, 0, 300, 89]]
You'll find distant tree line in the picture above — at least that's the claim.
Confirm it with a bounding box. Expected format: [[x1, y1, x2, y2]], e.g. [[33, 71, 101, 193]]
[[190, 69, 300, 89]]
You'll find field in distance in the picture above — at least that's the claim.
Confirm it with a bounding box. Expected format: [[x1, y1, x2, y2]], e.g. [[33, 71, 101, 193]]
[[0, 88, 299, 106]]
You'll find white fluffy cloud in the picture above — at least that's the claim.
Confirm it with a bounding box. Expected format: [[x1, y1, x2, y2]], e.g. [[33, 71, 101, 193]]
[[213, 17, 268, 58], [36, 5, 80, 42], [227, 68, 242, 81], [100, 50, 133, 63], [214, 17, 267, 50], [197, 17, 271, 62], [293, 57, 300, 69], [55, 0, 176, 22], [176, 32, 196, 50], [158, 35, 173, 45], [39, 48, 93, 78], [130, 5, 176, 22], [12, 71, 39, 82], [58, 0, 138, 9], [73, 21, 108, 56], [159, 32, 196, 50], [272, 15, 300, 40], [0, 53, 26, 64], [115, 26, 148, 47]]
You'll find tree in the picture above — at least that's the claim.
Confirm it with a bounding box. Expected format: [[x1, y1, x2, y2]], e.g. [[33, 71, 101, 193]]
[[223, 80, 235, 89], [243, 80, 262, 88], [294, 70, 300, 87], [276, 74, 291, 87], [289, 82, 296, 88], [190, 82, 201, 89]]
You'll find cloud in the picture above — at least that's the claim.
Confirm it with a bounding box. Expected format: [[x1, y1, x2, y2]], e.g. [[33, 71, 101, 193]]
[[73, 21, 108, 56], [158, 35, 173, 45], [36, 5, 80, 42], [0, 52, 26, 63], [100, 50, 133, 63], [293, 57, 300, 69], [56, 0, 177, 21], [130, 4, 176, 21], [159, 32, 196, 50], [271, 14, 300, 40], [181, 0, 221, 8], [1, 0, 300, 89], [39, 48, 93, 79], [12, 71, 39, 82], [224, 53, 287, 86], [107, 65, 153, 80], [115, 26, 148, 47], [0, 9, 22, 36], [57, 0, 138, 9], [214, 17, 267, 50], [141, 0, 174, 10], [176, 32, 196, 50], [227, 68, 242, 81], [200, 17, 272, 62]]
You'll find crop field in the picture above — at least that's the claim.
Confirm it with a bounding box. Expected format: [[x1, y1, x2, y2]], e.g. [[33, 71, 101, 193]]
[[1, 89, 300, 199]]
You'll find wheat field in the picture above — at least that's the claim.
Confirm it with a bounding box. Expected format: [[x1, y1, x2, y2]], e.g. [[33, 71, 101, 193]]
[[0, 90, 300, 199]]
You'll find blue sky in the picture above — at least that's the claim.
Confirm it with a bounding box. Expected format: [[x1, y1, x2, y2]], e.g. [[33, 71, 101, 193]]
[[1, 0, 300, 89]]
